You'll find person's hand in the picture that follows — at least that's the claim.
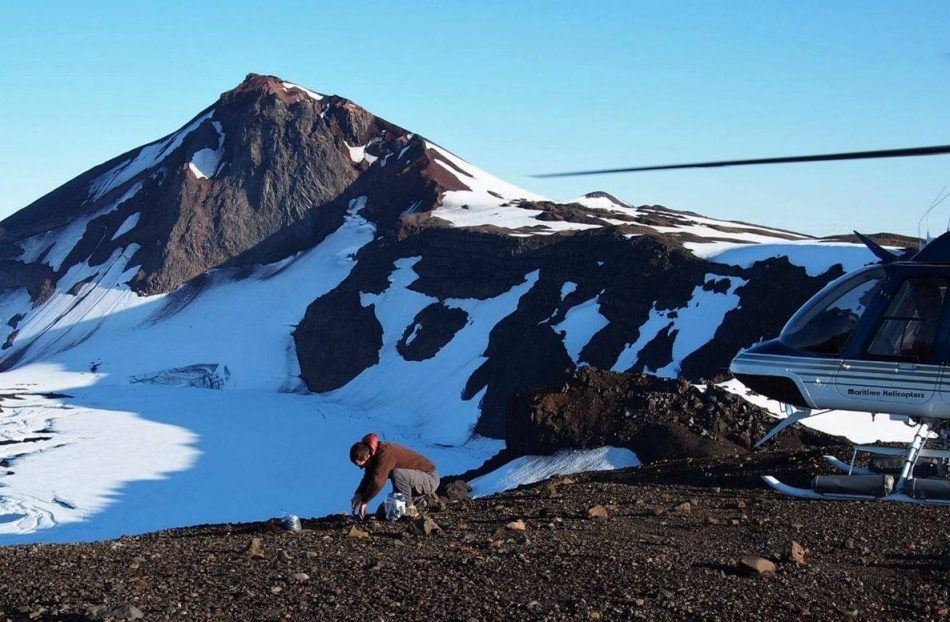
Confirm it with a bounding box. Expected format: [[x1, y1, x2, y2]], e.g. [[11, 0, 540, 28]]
[[358, 503, 368, 519], [350, 495, 361, 512]]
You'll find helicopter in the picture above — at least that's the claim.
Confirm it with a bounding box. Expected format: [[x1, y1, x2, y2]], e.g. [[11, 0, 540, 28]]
[[539, 144, 950, 505]]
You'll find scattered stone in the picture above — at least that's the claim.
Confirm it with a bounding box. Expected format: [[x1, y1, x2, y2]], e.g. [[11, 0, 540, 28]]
[[738, 556, 777, 575], [244, 537, 265, 560], [445, 479, 471, 501], [652, 506, 666, 516], [417, 492, 447, 512], [505, 519, 527, 532], [672, 501, 692, 514], [540, 481, 563, 499], [587, 505, 609, 519], [347, 525, 370, 539], [276, 549, 291, 563], [270, 586, 283, 594], [292, 572, 310, 583], [89, 604, 144, 621], [786, 541, 806, 565], [411, 516, 442, 536], [705, 516, 720, 526]]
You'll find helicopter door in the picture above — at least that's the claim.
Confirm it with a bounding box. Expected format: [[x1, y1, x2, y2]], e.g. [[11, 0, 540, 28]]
[[835, 276, 947, 407]]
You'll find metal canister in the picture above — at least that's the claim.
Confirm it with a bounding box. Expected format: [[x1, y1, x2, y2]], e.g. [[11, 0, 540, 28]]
[[283, 514, 302, 531]]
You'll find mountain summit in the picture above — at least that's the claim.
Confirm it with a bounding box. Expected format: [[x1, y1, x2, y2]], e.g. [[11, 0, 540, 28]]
[[0, 75, 903, 540], [0, 74, 886, 433]]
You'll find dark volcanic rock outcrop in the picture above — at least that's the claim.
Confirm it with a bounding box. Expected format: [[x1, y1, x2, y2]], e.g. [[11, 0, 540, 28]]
[[506, 367, 843, 462], [294, 223, 845, 437], [0, 74, 423, 296]]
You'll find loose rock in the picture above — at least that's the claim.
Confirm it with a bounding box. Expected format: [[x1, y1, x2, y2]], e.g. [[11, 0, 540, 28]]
[[738, 556, 777, 575], [244, 537, 265, 559], [587, 505, 609, 519], [672, 501, 692, 514], [786, 541, 806, 565], [89, 604, 144, 621], [347, 525, 370, 539], [505, 519, 527, 532], [444, 479, 472, 501], [412, 516, 442, 536]]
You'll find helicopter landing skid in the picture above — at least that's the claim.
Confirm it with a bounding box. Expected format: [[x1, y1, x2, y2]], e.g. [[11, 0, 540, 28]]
[[760, 475, 950, 505], [762, 478, 950, 506]]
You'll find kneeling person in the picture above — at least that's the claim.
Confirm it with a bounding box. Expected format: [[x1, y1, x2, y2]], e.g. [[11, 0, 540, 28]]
[[349, 433, 439, 519]]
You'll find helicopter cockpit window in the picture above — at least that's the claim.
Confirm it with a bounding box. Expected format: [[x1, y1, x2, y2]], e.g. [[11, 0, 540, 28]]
[[866, 277, 948, 361], [780, 268, 883, 355]]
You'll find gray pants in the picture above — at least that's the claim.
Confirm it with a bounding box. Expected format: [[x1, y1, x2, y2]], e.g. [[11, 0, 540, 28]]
[[390, 468, 440, 503]]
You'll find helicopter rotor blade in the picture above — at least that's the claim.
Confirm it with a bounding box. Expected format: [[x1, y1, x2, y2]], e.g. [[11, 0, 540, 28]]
[[534, 144, 950, 178]]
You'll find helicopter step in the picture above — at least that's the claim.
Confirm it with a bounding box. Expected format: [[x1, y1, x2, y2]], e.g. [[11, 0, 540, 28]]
[[823, 445, 950, 476]]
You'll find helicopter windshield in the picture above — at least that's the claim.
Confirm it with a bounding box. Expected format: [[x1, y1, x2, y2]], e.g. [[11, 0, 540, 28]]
[[780, 266, 884, 355], [866, 276, 948, 361]]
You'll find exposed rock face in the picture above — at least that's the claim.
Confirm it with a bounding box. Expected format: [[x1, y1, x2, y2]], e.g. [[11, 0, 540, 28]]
[[294, 224, 845, 437], [0, 260, 57, 305], [396, 303, 469, 362], [294, 288, 382, 392], [0, 74, 418, 296], [505, 367, 843, 462]]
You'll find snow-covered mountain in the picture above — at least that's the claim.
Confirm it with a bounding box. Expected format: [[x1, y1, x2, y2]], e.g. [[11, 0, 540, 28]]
[[0, 74, 911, 542]]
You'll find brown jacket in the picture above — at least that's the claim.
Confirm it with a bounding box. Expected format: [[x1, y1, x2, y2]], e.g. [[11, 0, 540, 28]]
[[355, 442, 436, 503]]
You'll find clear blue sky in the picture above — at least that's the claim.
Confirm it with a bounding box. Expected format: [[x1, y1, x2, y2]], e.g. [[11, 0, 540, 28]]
[[2, 1, 949, 237]]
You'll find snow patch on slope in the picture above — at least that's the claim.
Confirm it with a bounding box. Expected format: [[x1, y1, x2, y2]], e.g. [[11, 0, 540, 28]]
[[611, 304, 673, 372], [469, 447, 640, 498], [655, 275, 747, 378], [89, 110, 214, 200], [111, 212, 140, 240], [188, 121, 225, 180], [333, 259, 540, 444], [425, 143, 600, 235], [553, 295, 609, 365], [282, 81, 324, 101], [688, 241, 879, 277], [18, 182, 143, 271], [9, 199, 375, 390]]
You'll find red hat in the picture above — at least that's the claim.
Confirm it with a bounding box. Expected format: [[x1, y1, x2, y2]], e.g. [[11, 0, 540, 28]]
[[361, 433, 379, 456]]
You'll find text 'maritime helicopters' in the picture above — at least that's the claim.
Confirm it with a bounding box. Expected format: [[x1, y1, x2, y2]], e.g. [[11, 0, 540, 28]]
[[540, 144, 950, 505]]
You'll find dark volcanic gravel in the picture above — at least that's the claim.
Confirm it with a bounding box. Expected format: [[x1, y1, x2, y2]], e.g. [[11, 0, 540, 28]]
[[1, 451, 948, 621]]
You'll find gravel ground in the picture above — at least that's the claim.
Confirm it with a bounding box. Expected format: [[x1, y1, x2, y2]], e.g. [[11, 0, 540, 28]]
[[1, 450, 948, 622]]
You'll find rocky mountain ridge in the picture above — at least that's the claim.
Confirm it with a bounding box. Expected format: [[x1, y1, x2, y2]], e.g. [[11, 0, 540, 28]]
[[0, 74, 913, 441]]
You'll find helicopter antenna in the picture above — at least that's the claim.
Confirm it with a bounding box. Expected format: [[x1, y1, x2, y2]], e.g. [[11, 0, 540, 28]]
[[919, 186, 950, 247], [534, 144, 950, 178]]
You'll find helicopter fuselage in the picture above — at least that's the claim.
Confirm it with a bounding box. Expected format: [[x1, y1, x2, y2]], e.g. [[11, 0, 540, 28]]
[[730, 258, 950, 421]]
